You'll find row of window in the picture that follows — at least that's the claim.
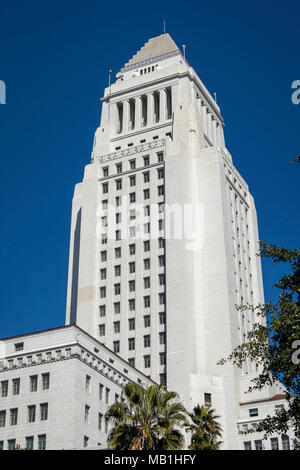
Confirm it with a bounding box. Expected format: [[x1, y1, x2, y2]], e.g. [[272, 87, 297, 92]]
[[0, 373, 50, 397], [102, 185, 165, 202], [100, 239, 165, 262], [0, 403, 48, 427], [99, 331, 166, 350], [243, 435, 290, 450], [0, 435, 46, 451], [102, 154, 163, 179], [102, 164, 164, 182], [100, 286, 165, 305]]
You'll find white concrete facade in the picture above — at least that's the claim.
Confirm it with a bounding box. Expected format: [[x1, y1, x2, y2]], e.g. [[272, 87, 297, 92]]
[[0, 325, 154, 450], [64, 34, 292, 449]]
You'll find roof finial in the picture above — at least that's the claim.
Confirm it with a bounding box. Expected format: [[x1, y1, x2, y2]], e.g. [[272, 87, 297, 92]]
[[163, 19, 166, 34], [182, 44, 186, 59], [214, 92, 217, 103]]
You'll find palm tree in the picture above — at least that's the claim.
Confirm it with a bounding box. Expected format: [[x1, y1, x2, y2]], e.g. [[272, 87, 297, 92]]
[[105, 383, 188, 450], [186, 404, 222, 450]]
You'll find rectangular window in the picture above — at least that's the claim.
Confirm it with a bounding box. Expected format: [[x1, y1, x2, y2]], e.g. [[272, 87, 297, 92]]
[[116, 212, 121, 224], [102, 166, 109, 177], [115, 265, 121, 277], [157, 168, 164, 179], [100, 305, 106, 317], [282, 435, 290, 450], [99, 324, 105, 336], [102, 199, 108, 210], [42, 373, 50, 390], [25, 436, 34, 450], [14, 342, 24, 351], [10, 408, 18, 426], [114, 302, 121, 314], [158, 185, 164, 196], [28, 405, 36, 423], [38, 435, 46, 451], [129, 226, 136, 238], [159, 312, 166, 324], [143, 172, 150, 183], [129, 244, 136, 256], [144, 205, 150, 216], [249, 408, 258, 417], [271, 438, 279, 450], [158, 237, 165, 248], [160, 353, 166, 366], [113, 341, 120, 353], [144, 277, 150, 289], [114, 283, 121, 295], [105, 417, 109, 433], [144, 315, 151, 327], [129, 262, 135, 273], [144, 240, 150, 252], [144, 223, 150, 234], [30, 375, 38, 392], [128, 338, 135, 351], [129, 299, 135, 311], [130, 209, 136, 220], [159, 332, 166, 345], [144, 296, 151, 308], [85, 375, 91, 393], [159, 293, 165, 305], [99, 384, 104, 400], [159, 255, 165, 267], [114, 321, 120, 334], [130, 192, 136, 203], [129, 318, 135, 331], [254, 440, 263, 450], [100, 286, 106, 298], [144, 335, 151, 347], [159, 374, 166, 386], [144, 189, 150, 200], [130, 175, 136, 186], [144, 259, 150, 270], [12, 378, 20, 395], [101, 251, 107, 262], [143, 156, 150, 166], [101, 233, 107, 244], [7, 439, 16, 450], [0, 411, 6, 428], [85, 405, 90, 423], [102, 183, 108, 194], [144, 355, 151, 368], [0, 441, 3, 450], [40, 403, 48, 421], [243, 441, 252, 450], [1, 380, 8, 397], [116, 195, 121, 207], [116, 179, 122, 190], [129, 280, 135, 292], [157, 152, 164, 162], [115, 247, 121, 258], [159, 273, 165, 285], [100, 268, 106, 280], [116, 163, 122, 174], [204, 393, 212, 407], [83, 436, 89, 448], [105, 388, 110, 404], [116, 230, 121, 241], [128, 358, 135, 367], [130, 159, 136, 170]]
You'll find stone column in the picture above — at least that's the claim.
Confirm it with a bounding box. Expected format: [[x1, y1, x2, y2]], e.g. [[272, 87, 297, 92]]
[[212, 117, 217, 146], [206, 110, 212, 141], [135, 96, 141, 130], [147, 92, 154, 126], [159, 88, 166, 122], [123, 100, 129, 133]]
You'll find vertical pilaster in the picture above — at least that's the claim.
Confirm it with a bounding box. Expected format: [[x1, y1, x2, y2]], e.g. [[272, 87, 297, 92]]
[[147, 92, 153, 125], [123, 100, 129, 133], [159, 89, 166, 121], [135, 96, 141, 130]]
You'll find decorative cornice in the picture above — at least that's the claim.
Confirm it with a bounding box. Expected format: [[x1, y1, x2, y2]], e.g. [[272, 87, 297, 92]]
[[97, 139, 165, 164]]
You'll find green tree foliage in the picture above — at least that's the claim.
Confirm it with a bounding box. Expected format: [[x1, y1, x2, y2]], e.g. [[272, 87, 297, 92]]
[[219, 241, 300, 448], [186, 405, 222, 450], [105, 383, 188, 450]]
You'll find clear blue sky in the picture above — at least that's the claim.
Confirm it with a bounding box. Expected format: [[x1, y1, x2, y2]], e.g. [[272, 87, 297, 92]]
[[0, 0, 299, 339]]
